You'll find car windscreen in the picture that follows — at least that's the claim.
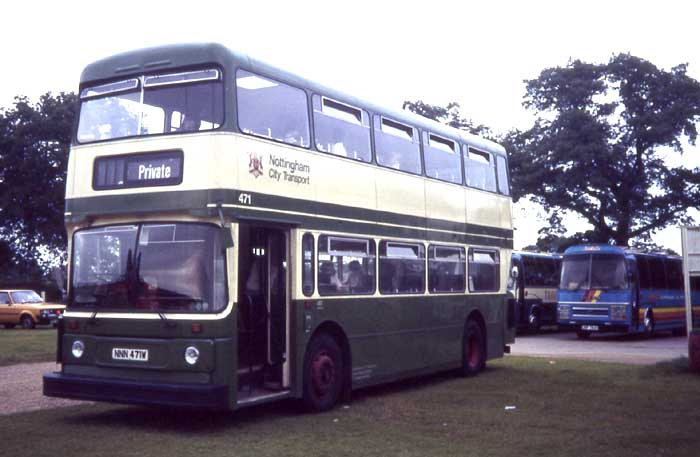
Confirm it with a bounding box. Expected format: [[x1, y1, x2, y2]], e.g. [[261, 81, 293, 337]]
[[10, 291, 43, 303]]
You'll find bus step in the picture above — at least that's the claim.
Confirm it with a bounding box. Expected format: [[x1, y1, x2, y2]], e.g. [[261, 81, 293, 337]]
[[237, 387, 291, 406]]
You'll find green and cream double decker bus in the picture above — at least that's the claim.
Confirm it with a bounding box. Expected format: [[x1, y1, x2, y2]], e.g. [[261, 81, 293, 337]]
[[43, 43, 515, 412]]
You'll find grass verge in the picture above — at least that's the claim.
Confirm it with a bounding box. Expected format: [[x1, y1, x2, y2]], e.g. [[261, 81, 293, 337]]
[[1, 356, 699, 456], [0, 328, 57, 366]]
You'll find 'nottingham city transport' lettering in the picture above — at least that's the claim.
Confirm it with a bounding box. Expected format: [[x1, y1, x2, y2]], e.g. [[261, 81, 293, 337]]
[[268, 154, 311, 185], [138, 164, 172, 180]]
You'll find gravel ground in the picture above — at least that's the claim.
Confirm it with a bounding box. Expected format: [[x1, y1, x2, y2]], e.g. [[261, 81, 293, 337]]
[[0, 362, 88, 416], [511, 330, 688, 365]]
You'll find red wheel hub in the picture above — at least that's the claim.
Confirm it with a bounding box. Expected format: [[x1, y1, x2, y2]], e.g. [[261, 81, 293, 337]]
[[467, 334, 481, 368], [311, 350, 336, 397]]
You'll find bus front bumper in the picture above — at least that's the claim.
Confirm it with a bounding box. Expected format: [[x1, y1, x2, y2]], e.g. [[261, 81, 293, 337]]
[[43, 372, 230, 410]]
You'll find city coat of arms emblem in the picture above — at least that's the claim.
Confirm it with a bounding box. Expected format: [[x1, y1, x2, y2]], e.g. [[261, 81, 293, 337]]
[[249, 152, 263, 178]]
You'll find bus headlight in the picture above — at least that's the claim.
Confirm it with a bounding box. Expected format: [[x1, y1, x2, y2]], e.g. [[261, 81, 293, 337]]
[[610, 305, 627, 321], [72, 340, 85, 359], [558, 305, 572, 321], [184, 346, 200, 365]]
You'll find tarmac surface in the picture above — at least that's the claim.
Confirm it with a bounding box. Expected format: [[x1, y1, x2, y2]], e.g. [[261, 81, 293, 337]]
[[511, 329, 688, 365]]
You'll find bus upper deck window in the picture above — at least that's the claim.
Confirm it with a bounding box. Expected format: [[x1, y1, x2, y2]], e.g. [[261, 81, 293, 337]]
[[496, 155, 510, 196], [464, 147, 497, 192], [313, 95, 371, 162], [424, 132, 462, 185], [236, 70, 310, 147], [77, 69, 223, 143], [375, 117, 421, 175]]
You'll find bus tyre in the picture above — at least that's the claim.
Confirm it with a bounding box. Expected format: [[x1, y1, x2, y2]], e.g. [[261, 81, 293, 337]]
[[20, 315, 35, 330], [302, 333, 343, 413], [460, 320, 485, 377], [528, 311, 540, 333], [576, 329, 590, 339], [643, 310, 654, 338]]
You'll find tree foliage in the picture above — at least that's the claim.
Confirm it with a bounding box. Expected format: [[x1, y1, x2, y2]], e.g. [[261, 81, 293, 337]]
[[0, 92, 77, 277], [402, 100, 494, 139], [506, 54, 700, 246]]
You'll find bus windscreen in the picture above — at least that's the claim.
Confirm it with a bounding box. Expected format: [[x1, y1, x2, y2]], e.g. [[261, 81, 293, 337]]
[[70, 223, 227, 312], [77, 69, 224, 143], [560, 254, 628, 291]]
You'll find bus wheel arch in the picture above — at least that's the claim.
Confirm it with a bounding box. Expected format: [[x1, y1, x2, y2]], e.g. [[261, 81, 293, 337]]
[[303, 321, 351, 411], [460, 311, 487, 377]]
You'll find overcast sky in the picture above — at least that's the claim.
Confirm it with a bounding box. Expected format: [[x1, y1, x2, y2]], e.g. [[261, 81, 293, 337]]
[[3, 0, 700, 252]]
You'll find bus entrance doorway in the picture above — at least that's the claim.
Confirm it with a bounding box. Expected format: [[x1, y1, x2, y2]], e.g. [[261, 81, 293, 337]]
[[238, 223, 288, 398]]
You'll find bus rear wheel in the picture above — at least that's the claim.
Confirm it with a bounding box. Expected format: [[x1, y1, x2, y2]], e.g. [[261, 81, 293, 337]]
[[460, 319, 485, 377], [302, 333, 344, 412]]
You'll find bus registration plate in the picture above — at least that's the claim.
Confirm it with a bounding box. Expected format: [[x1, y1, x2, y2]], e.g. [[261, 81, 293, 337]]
[[581, 325, 599, 331], [112, 348, 149, 362]]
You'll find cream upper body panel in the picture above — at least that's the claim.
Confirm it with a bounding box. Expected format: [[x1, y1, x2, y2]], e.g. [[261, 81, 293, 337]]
[[67, 132, 512, 235], [465, 188, 503, 228]]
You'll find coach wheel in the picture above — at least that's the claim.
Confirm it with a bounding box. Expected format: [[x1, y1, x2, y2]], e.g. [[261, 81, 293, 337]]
[[576, 329, 590, 339], [302, 333, 344, 412], [643, 309, 655, 338], [460, 319, 485, 377], [20, 315, 35, 330], [528, 311, 541, 333]]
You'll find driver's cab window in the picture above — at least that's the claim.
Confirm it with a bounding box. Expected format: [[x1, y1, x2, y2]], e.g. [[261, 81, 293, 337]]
[[0, 292, 10, 304]]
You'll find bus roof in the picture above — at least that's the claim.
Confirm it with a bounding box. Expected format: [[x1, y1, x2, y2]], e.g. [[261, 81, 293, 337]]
[[512, 251, 561, 259], [79, 42, 506, 157], [562, 244, 680, 260]]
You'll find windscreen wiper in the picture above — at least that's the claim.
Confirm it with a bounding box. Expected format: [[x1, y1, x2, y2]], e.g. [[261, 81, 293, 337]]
[[88, 308, 99, 326], [158, 311, 177, 328]]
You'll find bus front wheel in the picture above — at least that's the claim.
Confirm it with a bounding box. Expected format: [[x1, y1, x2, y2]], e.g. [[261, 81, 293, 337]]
[[643, 310, 655, 338], [460, 319, 485, 377], [302, 333, 344, 412]]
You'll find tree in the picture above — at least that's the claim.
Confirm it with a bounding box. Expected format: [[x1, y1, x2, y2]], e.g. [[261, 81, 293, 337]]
[[402, 100, 494, 139], [506, 54, 700, 246], [0, 92, 78, 277]]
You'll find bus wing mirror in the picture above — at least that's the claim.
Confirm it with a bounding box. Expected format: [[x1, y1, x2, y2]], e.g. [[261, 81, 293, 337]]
[[511, 266, 519, 279], [220, 227, 234, 248]]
